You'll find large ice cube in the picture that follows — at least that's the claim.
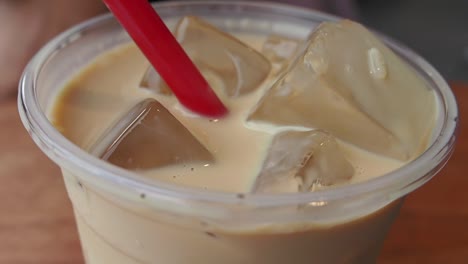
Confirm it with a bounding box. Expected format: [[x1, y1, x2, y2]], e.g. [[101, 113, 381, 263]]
[[249, 20, 436, 160], [252, 130, 354, 193], [90, 99, 213, 170], [140, 16, 271, 97], [262, 35, 300, 74]]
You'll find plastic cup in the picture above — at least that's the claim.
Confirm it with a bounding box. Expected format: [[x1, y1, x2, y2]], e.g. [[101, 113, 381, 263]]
[[18, 2, 458, 264]]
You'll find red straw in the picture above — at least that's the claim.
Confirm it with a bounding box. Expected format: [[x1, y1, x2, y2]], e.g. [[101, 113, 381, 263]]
[[103, 0, 228, 117]]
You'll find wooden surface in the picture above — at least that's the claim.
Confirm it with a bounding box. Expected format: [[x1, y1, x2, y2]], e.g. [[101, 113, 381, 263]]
[[1, 83, 467, 264]]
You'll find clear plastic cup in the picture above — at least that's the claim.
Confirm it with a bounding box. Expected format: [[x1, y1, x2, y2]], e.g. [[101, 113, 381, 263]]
[[18, 1, 458, 264]]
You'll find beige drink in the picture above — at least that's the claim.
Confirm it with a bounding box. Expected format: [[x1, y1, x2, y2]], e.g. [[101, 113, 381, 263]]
[[18, 2, 458, 264]]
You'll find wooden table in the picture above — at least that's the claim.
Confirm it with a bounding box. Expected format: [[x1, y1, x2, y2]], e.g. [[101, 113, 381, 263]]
[[1, 83, 467, 264]]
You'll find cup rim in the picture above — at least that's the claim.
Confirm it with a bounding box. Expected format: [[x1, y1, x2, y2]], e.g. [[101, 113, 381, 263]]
[[18, 1, 458, 207]]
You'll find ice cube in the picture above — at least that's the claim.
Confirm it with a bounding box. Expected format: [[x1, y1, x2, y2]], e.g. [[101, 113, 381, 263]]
[[176, 16, 271, 97], [140, 16, 271, 97], [252, 130, 354, 193], [141, 16, 271, 97], [249, 20, 436, 160], [262, 35, 300, 74], [90, 99, 213, 170]]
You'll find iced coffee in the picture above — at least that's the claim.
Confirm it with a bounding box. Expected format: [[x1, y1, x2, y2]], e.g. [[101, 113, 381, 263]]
[[47, 15, 438, 264], [18, 2, 458, 264]]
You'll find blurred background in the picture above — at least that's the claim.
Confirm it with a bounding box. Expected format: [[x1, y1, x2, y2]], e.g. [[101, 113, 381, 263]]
[[358, 0, 468, 82]]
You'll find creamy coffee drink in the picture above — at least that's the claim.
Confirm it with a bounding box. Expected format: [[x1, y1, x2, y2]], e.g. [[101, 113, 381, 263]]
[[47, 15, 437, 264], [20, 1, 464, 264]]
